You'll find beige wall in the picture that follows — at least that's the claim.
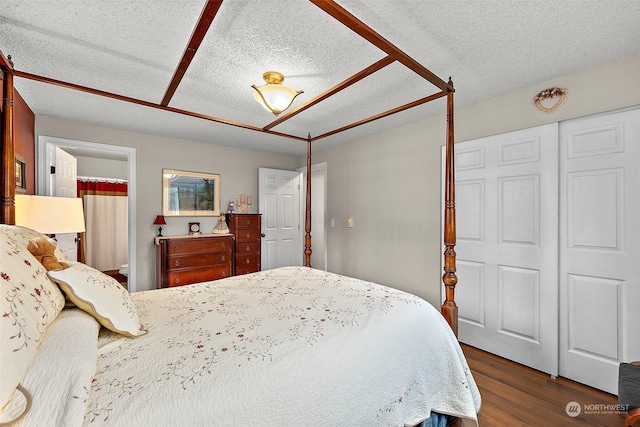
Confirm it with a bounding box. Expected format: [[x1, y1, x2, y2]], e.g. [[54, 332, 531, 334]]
[[31, 54, 639, 299], [35, 117, 296, 291], [76, 156, 128, 180], [300, 54, 640, 307]]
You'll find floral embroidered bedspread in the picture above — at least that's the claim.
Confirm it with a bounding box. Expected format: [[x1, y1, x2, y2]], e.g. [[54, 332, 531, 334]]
[[86, 267, 480, 426]]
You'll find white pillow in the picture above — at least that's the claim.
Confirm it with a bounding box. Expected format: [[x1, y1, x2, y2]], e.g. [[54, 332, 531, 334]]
[[0, 225, 66, 418], [48, 262, 146, 338]]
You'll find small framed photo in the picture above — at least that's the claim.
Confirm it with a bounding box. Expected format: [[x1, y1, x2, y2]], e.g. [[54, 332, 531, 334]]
[[15, 157, 26, 193]]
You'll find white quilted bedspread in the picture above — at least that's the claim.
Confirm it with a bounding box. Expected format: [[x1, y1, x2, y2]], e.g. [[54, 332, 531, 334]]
[[85, 267, 480, 426]]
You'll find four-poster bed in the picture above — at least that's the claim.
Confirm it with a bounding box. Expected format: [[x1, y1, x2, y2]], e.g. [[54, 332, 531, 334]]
[[1, 1, 474, 425]]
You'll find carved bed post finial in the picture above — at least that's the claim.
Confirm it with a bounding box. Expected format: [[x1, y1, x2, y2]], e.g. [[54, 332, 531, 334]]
[[304, 133, 312, 267], [441, 79, 458, 337]]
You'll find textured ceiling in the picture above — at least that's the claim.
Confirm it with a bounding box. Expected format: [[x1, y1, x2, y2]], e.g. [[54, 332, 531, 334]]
[[1, 0, 639, 157]]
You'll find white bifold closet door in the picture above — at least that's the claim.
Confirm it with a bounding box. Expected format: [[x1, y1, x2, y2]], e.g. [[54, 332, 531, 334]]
[[559, 108, 640, 394], [452, 123, 560, 376], [451, 108, 640, 393]]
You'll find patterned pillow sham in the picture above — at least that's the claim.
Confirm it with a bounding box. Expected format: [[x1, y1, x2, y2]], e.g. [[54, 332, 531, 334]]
[[48, 262, 146, 337], [0, 225, 66, 419]]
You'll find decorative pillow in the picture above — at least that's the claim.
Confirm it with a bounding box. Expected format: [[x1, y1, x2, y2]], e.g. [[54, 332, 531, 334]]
[[0, 225, 66, 419], [48, 262, 146, 337]]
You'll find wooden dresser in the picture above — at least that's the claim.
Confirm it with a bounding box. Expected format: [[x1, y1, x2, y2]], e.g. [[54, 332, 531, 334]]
[[226, 213, 262, 276], [156, 234, 234, 288]]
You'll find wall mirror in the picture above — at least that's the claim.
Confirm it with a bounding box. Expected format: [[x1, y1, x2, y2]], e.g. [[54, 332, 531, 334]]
[[162, 169, 220, 216]]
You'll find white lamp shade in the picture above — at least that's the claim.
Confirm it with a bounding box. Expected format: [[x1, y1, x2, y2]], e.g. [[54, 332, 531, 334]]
[[15, 195, 86, 234]]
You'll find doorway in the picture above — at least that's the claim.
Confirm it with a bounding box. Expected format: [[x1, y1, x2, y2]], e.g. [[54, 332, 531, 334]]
[[37, 135, 138, 292], [258, 167, 303, 270]]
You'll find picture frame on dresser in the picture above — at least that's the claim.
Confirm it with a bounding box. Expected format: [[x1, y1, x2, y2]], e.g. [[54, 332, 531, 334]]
[[162, 169, 220, 216]]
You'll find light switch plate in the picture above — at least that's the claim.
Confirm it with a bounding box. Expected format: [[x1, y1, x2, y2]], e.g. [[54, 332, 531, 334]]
[[347, 218, 354, 228]]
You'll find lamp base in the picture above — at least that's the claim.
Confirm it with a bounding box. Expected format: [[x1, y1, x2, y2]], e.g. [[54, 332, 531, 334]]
[[157, 226, 163, 237]]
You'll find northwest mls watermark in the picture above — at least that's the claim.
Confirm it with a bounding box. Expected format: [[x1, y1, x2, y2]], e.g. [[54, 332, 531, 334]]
[[565, 401, 630, 417]]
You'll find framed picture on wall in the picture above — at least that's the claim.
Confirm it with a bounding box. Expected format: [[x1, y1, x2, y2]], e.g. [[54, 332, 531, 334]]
[[162, 169, 221, 216], [15, 157, 26, 193]]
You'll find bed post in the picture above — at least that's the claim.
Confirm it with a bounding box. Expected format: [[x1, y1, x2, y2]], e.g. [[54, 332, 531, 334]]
[[304, 133, 312, 267], [1, 53, 15, 225], [441, 77, 458, 336]]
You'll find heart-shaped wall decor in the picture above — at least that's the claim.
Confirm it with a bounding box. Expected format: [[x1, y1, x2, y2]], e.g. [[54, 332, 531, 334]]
[[534, 87, 567, 113]]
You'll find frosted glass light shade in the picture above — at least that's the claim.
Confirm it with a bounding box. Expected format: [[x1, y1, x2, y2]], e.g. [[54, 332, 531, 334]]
[[252, 71, 303, 116], [15, 195, 86, 234]]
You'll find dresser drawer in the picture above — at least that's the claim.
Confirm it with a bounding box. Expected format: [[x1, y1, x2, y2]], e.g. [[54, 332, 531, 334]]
[[236, 229, 262, 242], [166, 237, 231, 255], [236, 241, 260, 254], [156, 234, 235, 289], [166, 251, 231, 270], [235, 215, 261, 229], [166, 265, 231, 287], [235, 253, 260, 269]]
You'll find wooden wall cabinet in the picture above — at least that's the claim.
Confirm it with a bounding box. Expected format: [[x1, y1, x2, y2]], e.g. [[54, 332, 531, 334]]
[[156, 234, 234, 288], [226, 213, 262, 276]]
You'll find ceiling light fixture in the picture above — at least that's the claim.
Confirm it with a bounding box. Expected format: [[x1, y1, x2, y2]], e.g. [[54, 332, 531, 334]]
[[252, 71, 303, 116]]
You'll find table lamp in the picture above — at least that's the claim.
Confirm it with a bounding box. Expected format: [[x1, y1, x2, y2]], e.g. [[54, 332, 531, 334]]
[[153, 215, 166, 236], [15, 195, 86, 235]]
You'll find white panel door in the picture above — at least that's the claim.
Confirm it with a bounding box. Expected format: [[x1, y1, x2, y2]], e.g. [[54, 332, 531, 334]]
[[52, 147, 78, 260], [559, 108, 640, 393], [453, 123, 559, 375], [259, 168, 302, 270]]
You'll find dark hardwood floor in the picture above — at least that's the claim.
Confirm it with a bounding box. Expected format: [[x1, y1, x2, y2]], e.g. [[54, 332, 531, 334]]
[[461, 344, 627, 426]]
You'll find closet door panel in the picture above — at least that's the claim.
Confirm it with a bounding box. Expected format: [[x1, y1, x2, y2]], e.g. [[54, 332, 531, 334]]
[[559, 108, 640, 394], [449, 122, 559, 376]]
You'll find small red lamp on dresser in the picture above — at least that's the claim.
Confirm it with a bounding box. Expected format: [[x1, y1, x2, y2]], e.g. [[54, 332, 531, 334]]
[[153, 215, 166, 236]]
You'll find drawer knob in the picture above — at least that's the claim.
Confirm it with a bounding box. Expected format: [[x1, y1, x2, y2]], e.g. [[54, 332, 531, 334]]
[[221, 255, 226, 261], [174, 245, 179, 250], [246, 258, 251, 264], [174, 260, 180, 267], [221, 242, 226, 248], [221, 271, 226, 277], [246, 233, 251, 238], [246, 220, 251, 225], [245, 246, 250, 252], [175, 278, 180, 284]]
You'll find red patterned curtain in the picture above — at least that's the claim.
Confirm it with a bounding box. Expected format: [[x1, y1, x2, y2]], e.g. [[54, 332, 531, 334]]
[[77, 180, 127, 198]]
